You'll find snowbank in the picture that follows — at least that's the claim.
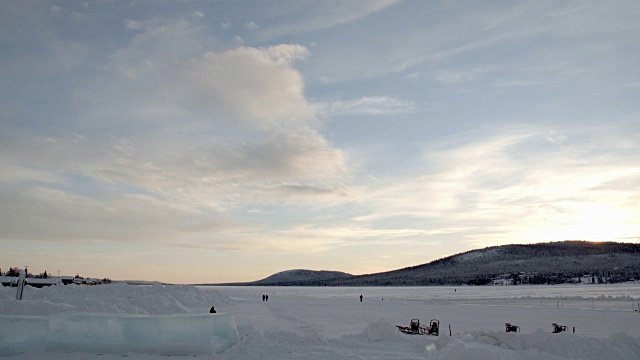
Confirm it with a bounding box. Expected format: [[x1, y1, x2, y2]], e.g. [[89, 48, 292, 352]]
[[0, 283, 239, 356], [0, 282, 231, 316], [213, 319, 640, 360], [426, 329, 640, 360]]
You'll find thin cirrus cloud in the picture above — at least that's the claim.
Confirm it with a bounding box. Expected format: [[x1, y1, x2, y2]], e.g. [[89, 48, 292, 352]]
[[357, 126, 640, 248], [307, 1, 640, 86], [323, 96, 416, 116], [431, 66, 500, 85], [257, 0, 401, 40]]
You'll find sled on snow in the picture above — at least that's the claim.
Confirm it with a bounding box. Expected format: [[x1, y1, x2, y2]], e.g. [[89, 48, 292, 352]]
[[552, 323, 568, 333], [505, 323, 520, 333], [396, 319, 439, 336]]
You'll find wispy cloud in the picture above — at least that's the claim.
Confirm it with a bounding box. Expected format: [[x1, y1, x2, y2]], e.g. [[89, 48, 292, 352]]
[[245, 21, 259, 30], [258, 0, 401, 39], [124, 19, 143, 30], [323, 96, 416, 116], [432, 66, 499, 85], [491, 78, 542, 88], [358, 126, 640, 247]]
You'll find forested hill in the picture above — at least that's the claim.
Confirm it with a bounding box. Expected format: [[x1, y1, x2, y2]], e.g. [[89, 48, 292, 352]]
[[334, 240, 640, 286], [210, 241, 640, 286], [253, 269, 353, 285]]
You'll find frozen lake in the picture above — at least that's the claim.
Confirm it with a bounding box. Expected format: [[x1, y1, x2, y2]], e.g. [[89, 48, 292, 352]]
[[206, 283, 640, 311], [207, 283, 640, 300], [204, 283, 640, 340], [3, 282, 640, 359]]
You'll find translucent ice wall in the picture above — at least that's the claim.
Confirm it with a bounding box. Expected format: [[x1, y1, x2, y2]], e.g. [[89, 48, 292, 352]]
[[0, 315, 49, 356], [0, 313, 238, 356]]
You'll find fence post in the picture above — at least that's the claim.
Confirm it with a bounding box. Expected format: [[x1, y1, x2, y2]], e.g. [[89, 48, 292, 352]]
[[15, 269, 26, 300]]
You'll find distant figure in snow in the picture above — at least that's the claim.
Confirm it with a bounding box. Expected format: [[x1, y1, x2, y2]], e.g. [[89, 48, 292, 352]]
[[359, 295, 363, 302], [262, 294, 265, 301], [266, 295, 269, 301], [209, 306, 216, 313]]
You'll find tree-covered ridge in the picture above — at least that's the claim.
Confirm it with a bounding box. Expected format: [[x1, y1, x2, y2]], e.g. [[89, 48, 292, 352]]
[[233, 241, 640, 286], [253, 269, 353, 285]]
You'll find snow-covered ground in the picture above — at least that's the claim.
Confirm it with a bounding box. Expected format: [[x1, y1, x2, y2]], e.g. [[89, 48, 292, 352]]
[[1, 283, 639, 359]]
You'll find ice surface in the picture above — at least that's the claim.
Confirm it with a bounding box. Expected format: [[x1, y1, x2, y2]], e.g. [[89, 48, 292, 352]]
[[155, 314, 239, 354], [0, 313, 238, 356], [0, 315, 48, 356]]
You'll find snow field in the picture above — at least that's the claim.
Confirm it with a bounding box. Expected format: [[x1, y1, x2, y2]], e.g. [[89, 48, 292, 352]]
[[1, 283, 639, 359]]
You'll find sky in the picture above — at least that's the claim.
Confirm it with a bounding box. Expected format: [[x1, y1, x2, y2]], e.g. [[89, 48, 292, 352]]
[[1, 0, 639, 284]]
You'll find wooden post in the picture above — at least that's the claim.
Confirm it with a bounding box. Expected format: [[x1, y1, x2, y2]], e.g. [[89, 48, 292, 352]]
[[449, 324, 452, 336], [572, 327, 575, 333], [15, 269, 26, 300]]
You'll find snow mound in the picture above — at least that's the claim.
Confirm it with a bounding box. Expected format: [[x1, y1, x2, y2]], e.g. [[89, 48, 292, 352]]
[[225, 320, 640, 360], [0, 284, 238, 356], [428, 329, 640, 360], [364, 318, 402, 341], [0, 283, 230, 316]]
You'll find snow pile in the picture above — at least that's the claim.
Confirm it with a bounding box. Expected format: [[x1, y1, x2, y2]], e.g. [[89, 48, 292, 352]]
[[427, 329, 640, 360], [363, 318, 403, 341], [0, 283, 239, 356], [0, 282, 230, 316], [220, 321, 640, 360]]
